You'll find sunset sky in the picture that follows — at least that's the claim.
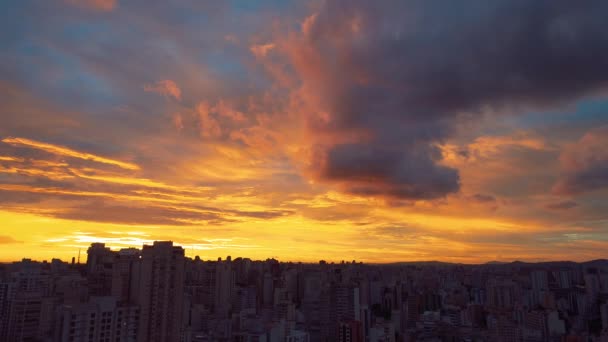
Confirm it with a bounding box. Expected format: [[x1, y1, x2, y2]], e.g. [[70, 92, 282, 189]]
[[1, 0, 608, 263]]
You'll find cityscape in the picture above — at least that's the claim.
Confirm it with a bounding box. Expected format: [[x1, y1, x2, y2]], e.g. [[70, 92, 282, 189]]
[[1, 241, 607, 341], [2, 0, 608, 341]]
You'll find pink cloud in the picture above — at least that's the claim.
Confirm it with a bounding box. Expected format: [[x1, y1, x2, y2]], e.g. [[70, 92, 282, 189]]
[[144, 80, 182, 101], [553, 126, 608, 195], [172, 113, 184, 131], [197, 102, 222, 138], [65, 0, 117, 12], [214, 100, 247, 123], [250, 43, 275, 58]]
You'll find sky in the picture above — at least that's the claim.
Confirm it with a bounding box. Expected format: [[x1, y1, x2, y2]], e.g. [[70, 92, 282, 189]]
[[1, 0, 608, 263]]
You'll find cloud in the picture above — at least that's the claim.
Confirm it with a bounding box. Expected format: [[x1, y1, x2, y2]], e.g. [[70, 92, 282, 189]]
[[264, 0, 608, 200], [455, 133, 550, 162], [65, 0, 117, 12], [197, 102, 223, 138], [0, 235, 21, 244], [172, 113, 184, 131], [553, 126, 608, 194], [546, 200, 578, 210], [0, 141, 297, 227], [143, 80, 182, 101], [0, 181, 294, 226], [213, 100, 247, 123], [1, 1, 608, 263], [0, 156, 24, 162], [371, 225, 424, 239], [54, 201, 230, 226], [250, 43, 275, 58], [471, 194, 496, 203], [2, 137, 139, 170], [313, 143, 459, 199]]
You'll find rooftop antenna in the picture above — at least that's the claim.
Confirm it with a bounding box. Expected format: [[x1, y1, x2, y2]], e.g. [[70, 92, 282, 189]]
[[77, 248, 81, 264]]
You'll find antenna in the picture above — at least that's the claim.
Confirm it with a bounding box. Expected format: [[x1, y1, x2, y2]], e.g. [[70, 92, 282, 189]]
[[77, 248, 81, 264]]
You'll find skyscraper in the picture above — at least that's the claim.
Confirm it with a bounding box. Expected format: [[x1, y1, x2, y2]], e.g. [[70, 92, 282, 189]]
[[111, 248, 141, 304], [338, 320, 363, 342], [137, 241, 185, 342], [0, 281, 14, 340], [86, 243, 116, 296], [214, 256, 234, 316], [56, 296, 139, 342]]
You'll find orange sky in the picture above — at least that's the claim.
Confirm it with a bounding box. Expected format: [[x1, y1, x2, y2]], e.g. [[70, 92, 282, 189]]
[[1, 0, 608, 263], [0, 135, 605, 263]]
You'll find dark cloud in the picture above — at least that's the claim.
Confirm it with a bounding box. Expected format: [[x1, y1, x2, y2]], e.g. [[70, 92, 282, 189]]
[[317, 143, 459, 199], [545, 200, 578, 210], [283, 0, 608, 200], [471, 194, 496, 203], [553, 126, 608, 195]]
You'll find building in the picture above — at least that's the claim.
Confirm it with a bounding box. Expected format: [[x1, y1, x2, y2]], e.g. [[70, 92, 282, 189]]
[[87, 243, 116, 296], [4, 261, 50, 341], [0, 281, 14, 340], [215, 257, 234, 316], [338, 320, 363, 342], [111, 248, 141, 304], [56, 296, 139, 342], [137, 241, 186, 342]]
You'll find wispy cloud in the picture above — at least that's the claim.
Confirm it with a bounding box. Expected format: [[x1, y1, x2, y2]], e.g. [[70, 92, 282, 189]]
[[143, 80, 182, 101], [2, 137, 139, 170], [64, 0, 117, 12], [0, 235, 21, 244]]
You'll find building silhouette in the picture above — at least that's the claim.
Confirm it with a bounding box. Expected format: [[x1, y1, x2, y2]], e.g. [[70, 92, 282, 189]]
[[1, 242, 608, 341], [137, 241, 185, 342]]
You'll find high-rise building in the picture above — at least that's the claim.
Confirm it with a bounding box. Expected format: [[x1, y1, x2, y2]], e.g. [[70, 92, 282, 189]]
[[554, 270, 572, 289], [486, 278, 519, 312], [585, 270, 601, 303], [274, 287, 296, 322], [338, 320, 363, 342], [531, 270, 549, 291], [286, 329, 310, 342], [1, 240, 607, 341], [137, 241, 185, 342], [111, 248, 141, 304], [56, 296, 139, 342], [233, 285, 257, 314], [87, 243, 116, 296], [263, 272, 274, 308], [7, 292, 43, 341], [86, 243, 116, 275], [4, 260, 50, 341], [0, 281, 14, 340], [215, 256, 234, 316]]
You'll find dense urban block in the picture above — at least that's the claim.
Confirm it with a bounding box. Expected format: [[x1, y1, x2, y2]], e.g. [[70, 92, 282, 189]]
[[1, 242, 608, 341]]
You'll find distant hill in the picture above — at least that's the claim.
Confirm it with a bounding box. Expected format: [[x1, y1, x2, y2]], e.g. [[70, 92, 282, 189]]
[[370, 259, 608, 267]]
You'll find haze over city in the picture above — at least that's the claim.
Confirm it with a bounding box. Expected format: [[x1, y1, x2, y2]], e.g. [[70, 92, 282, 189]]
[[2, 0, 608, 264]]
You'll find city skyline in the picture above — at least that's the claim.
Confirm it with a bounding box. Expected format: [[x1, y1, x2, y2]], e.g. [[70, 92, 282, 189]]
[[3, 240, 608, 266], [1, 240, 608, 341], [2, 0, 608, 264]]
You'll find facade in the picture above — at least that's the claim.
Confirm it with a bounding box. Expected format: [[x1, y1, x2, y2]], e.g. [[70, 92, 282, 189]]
[[137, 241, 185, 342], [338, 320, 363, 342], [111, 248, 141, 304], [56, 296, 139, 342]]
